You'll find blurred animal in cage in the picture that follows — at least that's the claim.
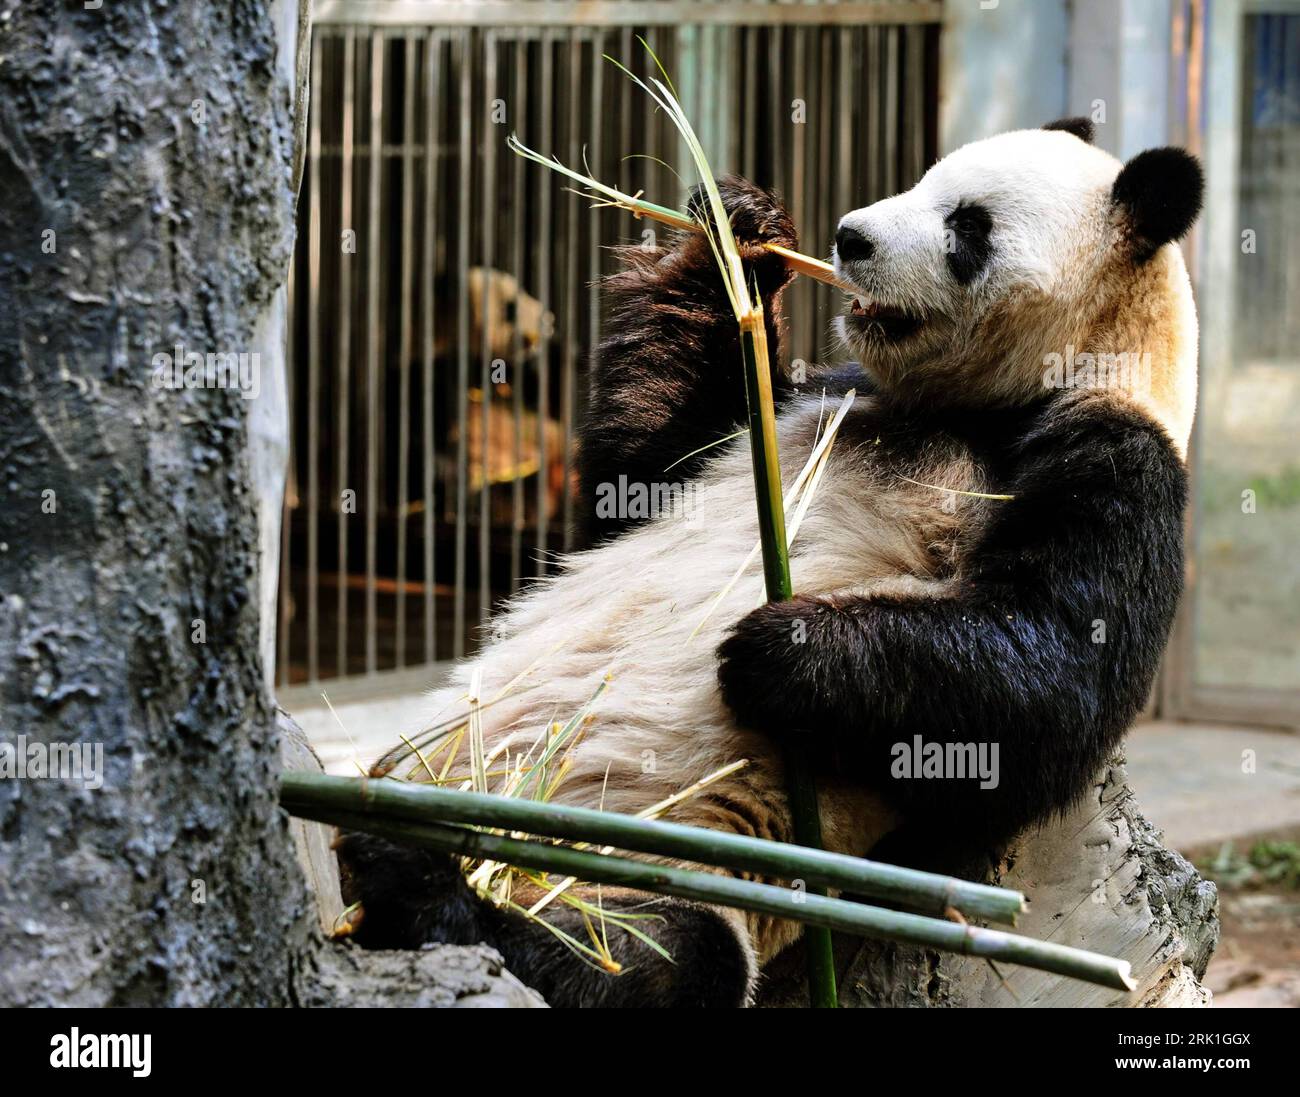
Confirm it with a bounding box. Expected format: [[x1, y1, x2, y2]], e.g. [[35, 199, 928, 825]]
[[433, 267, 555, 362], [443, 389, 569, 528], [280, 263, 565, 588], [430, 267, 566, 527]]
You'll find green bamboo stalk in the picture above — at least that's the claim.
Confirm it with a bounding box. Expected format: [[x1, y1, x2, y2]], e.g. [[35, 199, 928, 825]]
[[306, 805, 1135, 993], [738, 310, 792, 603], [738, 308, 836, 1006], [279, 772, 1026, 924], [513, 42, 840, 1005]]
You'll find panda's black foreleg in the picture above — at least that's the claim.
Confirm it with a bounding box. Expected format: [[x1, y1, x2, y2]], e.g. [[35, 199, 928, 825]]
[[336, 832, 755, 1007], [576, 175, 799, 545], [715, 393, 1188, 852], [335, 831, 496, 950]]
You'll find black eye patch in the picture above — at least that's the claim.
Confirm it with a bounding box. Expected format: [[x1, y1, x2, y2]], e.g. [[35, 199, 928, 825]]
[[944, 202, 993, 285]]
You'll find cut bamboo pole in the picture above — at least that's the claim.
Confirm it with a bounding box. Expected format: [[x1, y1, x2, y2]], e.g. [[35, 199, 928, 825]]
[[305, 804, 1135, 993], [280, 772, 1027, 923], [737, 306, 836, 1007]]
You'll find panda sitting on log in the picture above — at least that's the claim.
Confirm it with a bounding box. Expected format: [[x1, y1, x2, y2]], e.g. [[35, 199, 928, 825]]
[[340, 119, 1204, 1008]]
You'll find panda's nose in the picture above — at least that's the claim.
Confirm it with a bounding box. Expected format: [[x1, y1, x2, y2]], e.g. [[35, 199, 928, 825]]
[[835, 223, 875, 263]]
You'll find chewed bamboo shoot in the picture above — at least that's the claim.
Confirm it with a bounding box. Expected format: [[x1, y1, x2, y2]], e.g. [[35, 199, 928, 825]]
[[507, 135, 856, 294]]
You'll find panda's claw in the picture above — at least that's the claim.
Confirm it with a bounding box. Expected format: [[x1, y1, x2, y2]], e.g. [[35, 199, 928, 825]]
[[684, 174, 800, 298]]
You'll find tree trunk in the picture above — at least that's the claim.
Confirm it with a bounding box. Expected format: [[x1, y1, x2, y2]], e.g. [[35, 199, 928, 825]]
[[0, 0, 297, 1007], [0, 0, 539, 1010]]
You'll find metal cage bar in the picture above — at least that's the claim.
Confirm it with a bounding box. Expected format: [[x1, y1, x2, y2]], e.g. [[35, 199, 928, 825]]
[[276, 7, 938, 688]]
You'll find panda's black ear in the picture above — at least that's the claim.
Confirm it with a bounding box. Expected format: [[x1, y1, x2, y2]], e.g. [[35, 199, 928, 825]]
[[1111, 147, 1204, 262], [1043, 117, 1094, 143]]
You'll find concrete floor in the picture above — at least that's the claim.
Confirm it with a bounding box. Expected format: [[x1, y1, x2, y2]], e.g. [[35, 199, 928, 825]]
[[1125, 719, 1300, 852], [289, 688, 433, 778]]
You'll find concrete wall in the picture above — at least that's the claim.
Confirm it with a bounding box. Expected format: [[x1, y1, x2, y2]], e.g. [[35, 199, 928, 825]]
[[1068, 0, 1174, 160], [940, 0, 1177, 158], [940, 0, 1069, 154]]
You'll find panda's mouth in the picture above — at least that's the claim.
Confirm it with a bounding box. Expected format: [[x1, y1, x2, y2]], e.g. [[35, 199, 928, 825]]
[[845, 295, 924, 342]]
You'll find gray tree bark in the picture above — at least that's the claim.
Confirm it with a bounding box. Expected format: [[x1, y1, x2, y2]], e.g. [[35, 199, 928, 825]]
[[0, 0, 303, 1007], [0, 0, 536, 1009]]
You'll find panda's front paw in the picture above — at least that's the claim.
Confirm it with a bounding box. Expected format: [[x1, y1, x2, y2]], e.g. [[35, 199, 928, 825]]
[[686, 175, 799, 297], [716, 596, 824, 742]]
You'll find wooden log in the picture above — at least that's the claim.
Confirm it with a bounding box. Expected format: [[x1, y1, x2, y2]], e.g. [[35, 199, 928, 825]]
[[277, 709, 347, 938], [757, 759, 1219, 1007]]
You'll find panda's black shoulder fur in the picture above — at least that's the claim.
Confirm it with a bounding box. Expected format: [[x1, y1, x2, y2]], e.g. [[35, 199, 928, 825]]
[[806, 360, 879, 400]]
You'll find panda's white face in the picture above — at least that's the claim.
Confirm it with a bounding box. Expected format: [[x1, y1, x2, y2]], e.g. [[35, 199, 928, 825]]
[[832, 127, 1127, 406]]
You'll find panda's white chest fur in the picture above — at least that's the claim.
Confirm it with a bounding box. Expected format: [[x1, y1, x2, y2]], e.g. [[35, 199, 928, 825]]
[[412, 395, 994, 871], [780, 396, 993, 594]]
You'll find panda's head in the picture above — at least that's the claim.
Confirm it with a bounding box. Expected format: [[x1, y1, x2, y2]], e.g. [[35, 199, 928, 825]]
[[832, 118, 1203, 454]]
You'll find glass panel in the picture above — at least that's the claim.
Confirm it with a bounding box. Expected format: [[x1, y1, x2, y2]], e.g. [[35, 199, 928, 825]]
[[1192, 10, 1300, 694]]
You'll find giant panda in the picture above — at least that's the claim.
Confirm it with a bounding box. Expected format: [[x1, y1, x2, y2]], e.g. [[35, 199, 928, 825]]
[[340, 118, 1203, 1008]]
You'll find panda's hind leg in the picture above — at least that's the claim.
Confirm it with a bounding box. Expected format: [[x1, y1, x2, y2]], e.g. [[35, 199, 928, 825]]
[[337, 833, 756, 1008]]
